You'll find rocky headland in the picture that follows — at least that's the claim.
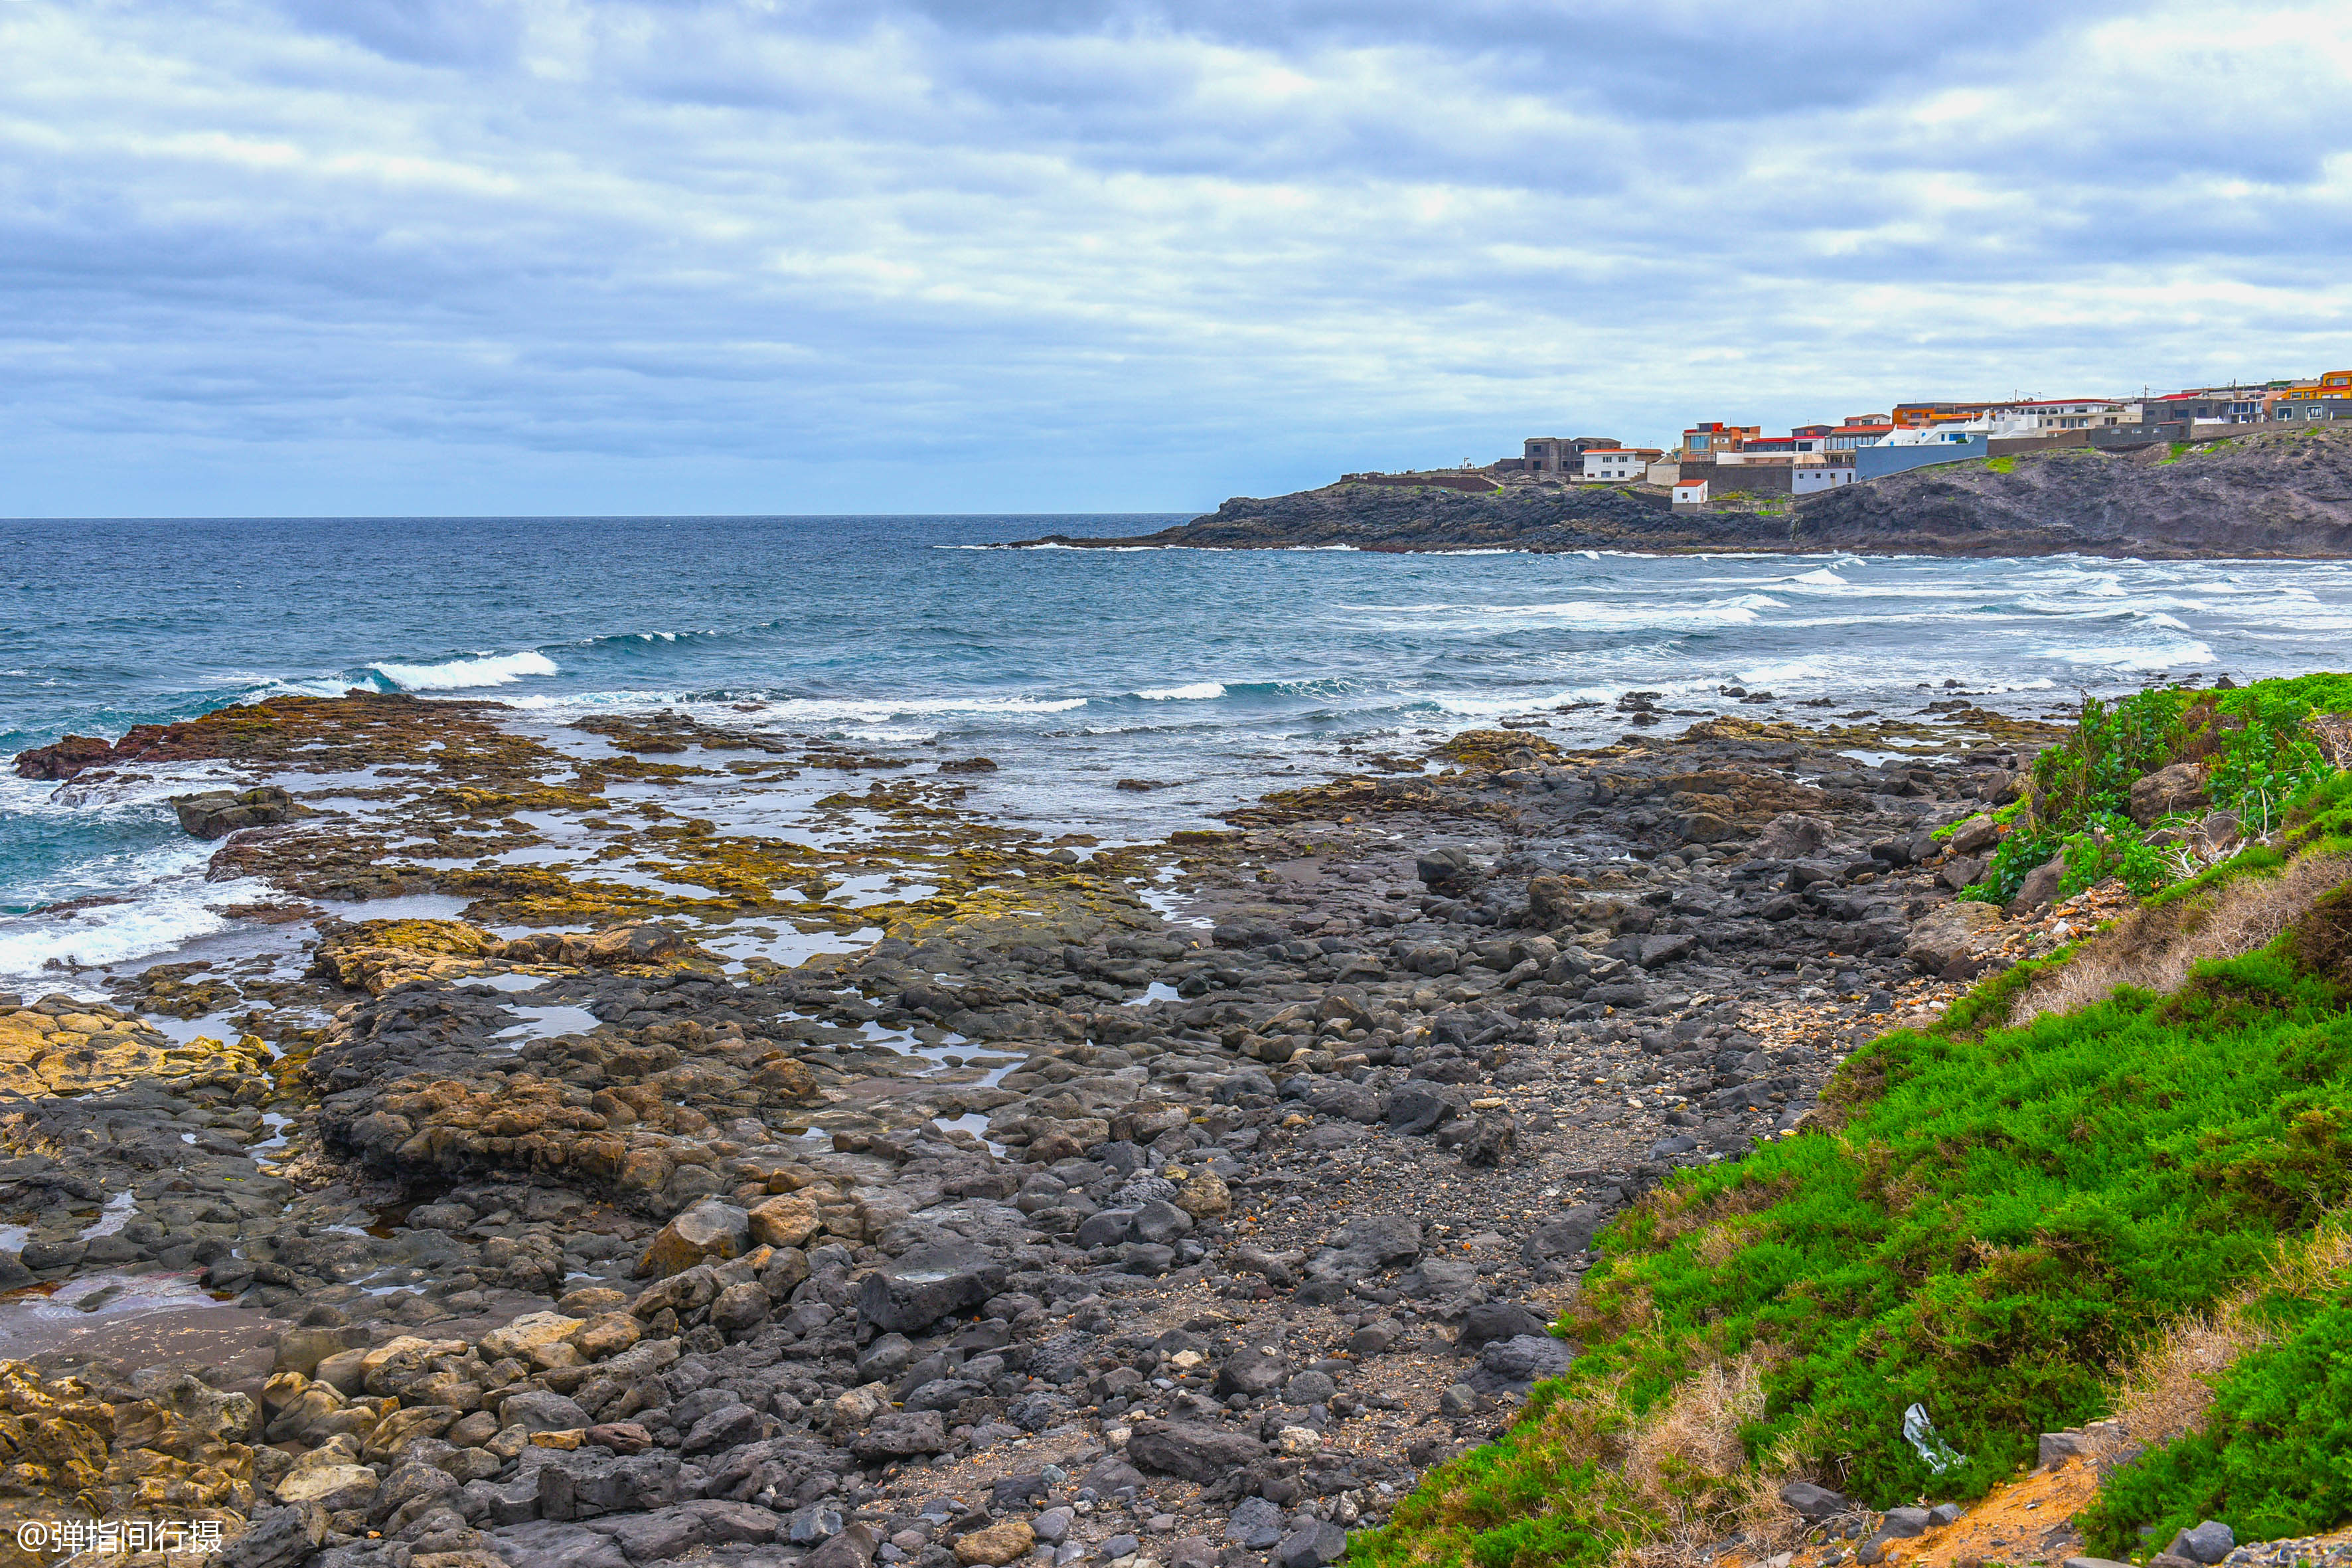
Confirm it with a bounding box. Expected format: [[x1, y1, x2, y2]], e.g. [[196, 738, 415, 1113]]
[[0, 684, 2126, 1568], [1011, 426, 2352, 558]]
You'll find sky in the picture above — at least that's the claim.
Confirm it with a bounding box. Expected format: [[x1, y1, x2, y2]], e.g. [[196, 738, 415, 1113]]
[[5, 0, 2351, 517]]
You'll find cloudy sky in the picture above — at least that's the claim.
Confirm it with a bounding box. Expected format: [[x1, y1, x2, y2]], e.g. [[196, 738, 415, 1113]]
[[5, 0, 2350, 516]]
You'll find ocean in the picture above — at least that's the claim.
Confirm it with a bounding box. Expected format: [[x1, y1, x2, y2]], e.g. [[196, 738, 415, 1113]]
[[5, 512, 2351, 987]]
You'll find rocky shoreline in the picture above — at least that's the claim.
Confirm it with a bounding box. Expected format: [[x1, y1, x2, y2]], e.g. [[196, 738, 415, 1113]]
[[1008, 426, 2352, 558], [0, 691, 2120, 1568]]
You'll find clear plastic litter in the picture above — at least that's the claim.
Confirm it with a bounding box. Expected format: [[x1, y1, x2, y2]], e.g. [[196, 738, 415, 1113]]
[[1902, 1403, 1966, 1474]]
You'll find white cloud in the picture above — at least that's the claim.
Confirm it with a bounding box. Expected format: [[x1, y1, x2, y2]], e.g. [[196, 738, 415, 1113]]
[[0, 0, 2347, 514]]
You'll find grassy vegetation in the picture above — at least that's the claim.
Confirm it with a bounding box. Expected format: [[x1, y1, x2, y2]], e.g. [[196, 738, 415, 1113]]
[[2078, 1227, 2352, 1549], [1962, 675, 2352, 906], [1986, 455, 2016, 474], [1356, 678, 2352, 1568]]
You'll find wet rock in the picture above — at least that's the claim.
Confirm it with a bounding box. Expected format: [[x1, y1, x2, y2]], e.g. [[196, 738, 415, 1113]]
[[12, 734, 119, 780], [1415, 848, 1482, 896], [171, 785, 295, 839], [640, 1198, 751, 1278], [858, 1243, 1006, 1333]]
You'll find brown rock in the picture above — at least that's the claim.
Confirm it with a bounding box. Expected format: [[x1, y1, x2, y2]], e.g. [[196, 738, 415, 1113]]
[[2130, 761, 2209, 826], [2011, 854, 2069, 914], [1903, 902, 2007, 975], [747, 1192, 821, 1249], [639, 1198, 750, 1278], [572, 1312, 642, 1362], [1172, 1170, 1230, 1221], [584, 1422, 654, 1454], [953, 1520, 1036, 1566]]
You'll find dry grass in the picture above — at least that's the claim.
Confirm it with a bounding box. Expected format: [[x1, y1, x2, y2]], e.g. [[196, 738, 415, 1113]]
[[2099, 1216, 2352, 1459], [2011, 852, 2352, 1027], [1608, 1351, 1782, 1567], [1642, 1175, 1796, 1247]]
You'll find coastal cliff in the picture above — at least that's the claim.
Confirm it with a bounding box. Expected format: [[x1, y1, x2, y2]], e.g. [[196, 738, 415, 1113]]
[[1020, 425, 2352, 557]]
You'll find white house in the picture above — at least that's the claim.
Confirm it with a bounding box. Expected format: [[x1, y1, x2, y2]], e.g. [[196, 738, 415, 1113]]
[[1981, 398, 2134, 431], [1791, 467, 1857, 496], [1574, 447, 1664, 483], [1671, 477, 1709, 506]]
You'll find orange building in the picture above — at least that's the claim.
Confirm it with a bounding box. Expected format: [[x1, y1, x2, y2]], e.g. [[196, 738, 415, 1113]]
[[1891, 401, 1995, 429], [2274, 371, 2352, 409], [1680, 422, 1759, 457]]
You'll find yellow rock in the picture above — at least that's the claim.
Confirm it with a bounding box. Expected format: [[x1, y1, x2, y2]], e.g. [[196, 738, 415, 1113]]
[[747, 1192, 822, 1249], [573, 1312, 641, 1362], [0, 1007, 270, 1099], [478, 1312, 583, 1364], [953, 1520, 1036, 1566], [1174, 1170, 1230, 1221], [275, 1462, 380, 1507]]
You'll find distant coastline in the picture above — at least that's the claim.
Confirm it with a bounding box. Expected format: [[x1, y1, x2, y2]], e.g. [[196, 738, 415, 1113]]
[[1012, 426, 2352, 560]]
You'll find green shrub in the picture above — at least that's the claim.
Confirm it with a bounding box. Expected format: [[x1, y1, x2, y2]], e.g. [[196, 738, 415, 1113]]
[[2081, 1285, 2352, 1550], [1360, 928, 2352, 1567], [1958, 678, 2350, 904]]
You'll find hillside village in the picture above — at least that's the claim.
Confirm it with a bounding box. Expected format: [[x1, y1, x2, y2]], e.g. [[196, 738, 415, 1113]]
[[1344, 369, 2352, 508]]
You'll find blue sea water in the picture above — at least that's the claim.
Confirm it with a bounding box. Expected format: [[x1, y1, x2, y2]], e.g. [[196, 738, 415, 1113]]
[[5, 513, 2352, 983]]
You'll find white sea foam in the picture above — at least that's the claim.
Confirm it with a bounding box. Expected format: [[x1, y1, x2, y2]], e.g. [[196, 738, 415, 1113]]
[[1462, 599, 1764, 629], [370, 651, 559, 691], [0, 865, 287, 983], [1134, 682, 1226, 701], [1788, 569, 1851, 587], [2034, 641, 2215, 669]]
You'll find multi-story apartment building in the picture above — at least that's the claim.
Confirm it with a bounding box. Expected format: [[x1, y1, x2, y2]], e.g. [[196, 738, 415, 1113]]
[[1891, 401, 1995, 429], [1522, 436, 1626, 477], [1983, 398, 2135, 430], [1680, 422, 1759, 457], [2273, 372, 2352, 421]]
